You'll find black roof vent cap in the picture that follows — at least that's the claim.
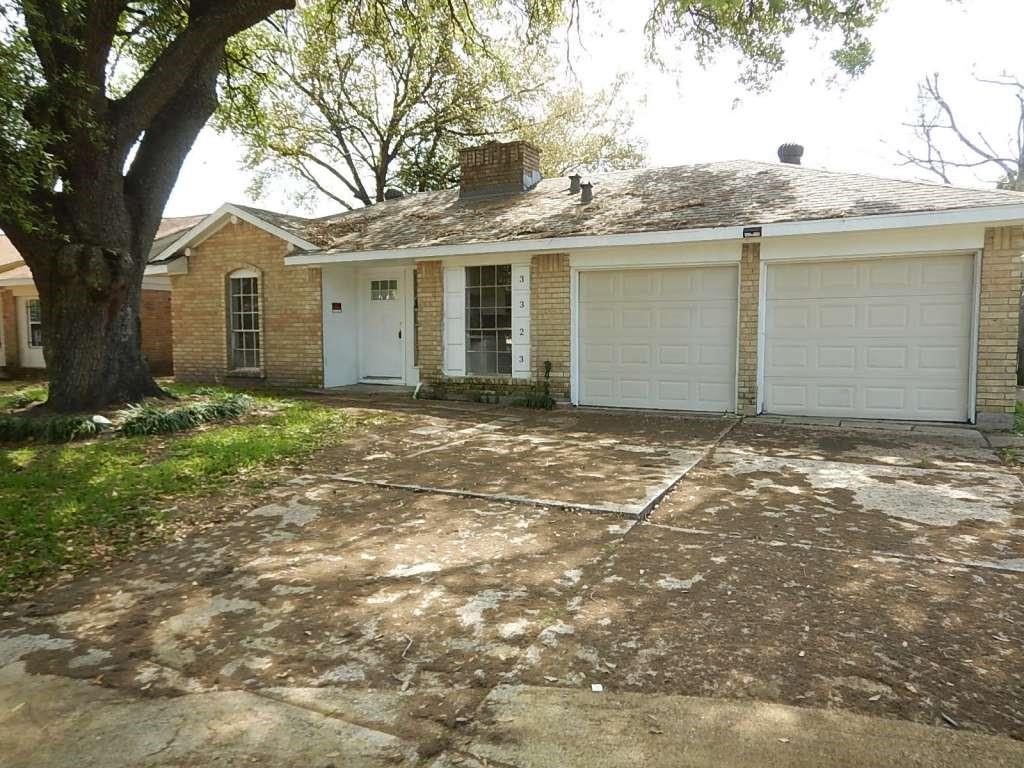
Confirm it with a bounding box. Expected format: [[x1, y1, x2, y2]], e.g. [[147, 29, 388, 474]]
[[778, 144, 804, 165]]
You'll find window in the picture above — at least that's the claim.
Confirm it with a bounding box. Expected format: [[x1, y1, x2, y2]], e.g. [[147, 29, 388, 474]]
[[25, 299, 42, 348], [371, 279, 397, 301], [228, 270, 262, 370], [465, 264, 512, 375]]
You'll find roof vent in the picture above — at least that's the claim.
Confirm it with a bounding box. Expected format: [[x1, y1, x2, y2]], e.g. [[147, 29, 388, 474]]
[[580, 182, 593, 204], [778, 143, 804, 165], [384, 188, 405, 200], [568, 174, 581, 194]]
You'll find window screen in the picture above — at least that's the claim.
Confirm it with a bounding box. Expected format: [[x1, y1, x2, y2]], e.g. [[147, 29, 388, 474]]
[[228, 275, 262, 370], [465, 264, 512, 375]]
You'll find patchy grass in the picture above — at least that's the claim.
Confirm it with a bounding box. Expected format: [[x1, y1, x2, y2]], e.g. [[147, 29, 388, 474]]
[[0, 389, 383, 599], [0, 382, 48, 410]]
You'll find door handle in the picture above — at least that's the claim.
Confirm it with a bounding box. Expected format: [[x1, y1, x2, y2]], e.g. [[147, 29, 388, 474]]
[[398, 328, 402, 339]]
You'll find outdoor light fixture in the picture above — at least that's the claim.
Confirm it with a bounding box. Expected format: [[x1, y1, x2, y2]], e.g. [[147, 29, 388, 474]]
[[742, 226, 763, 238]]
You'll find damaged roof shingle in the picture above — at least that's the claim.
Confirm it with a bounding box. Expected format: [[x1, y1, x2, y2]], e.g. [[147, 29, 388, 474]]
[[270, 160, 1024, 255]]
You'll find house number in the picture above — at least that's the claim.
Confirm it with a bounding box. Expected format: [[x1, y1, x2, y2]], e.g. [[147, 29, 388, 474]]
[[519, 328, 525, 337], [518, 300, 526, 309], [517, 274, 526, 284]]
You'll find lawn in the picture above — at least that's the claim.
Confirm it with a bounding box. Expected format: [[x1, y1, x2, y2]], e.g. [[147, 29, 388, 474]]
[[0, 384, 382, 599]]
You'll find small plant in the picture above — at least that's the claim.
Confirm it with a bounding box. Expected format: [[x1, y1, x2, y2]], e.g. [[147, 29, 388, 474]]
[[120, 393, 253, 436], [512, 361, 556, 410], [1, 385, 48, 410], [0, 414, 99, 443]]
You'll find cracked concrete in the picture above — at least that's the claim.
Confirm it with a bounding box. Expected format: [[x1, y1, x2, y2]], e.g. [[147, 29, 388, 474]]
[[2, 398, 1023, 766]]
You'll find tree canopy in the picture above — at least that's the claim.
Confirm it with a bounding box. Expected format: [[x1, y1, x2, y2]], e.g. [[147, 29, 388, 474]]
[[220, 0, 882, 209]]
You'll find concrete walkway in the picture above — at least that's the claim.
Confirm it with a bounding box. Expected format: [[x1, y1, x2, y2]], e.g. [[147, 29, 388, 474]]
[[2, 399, 1023, 766], [464, 686, 1024, 768]]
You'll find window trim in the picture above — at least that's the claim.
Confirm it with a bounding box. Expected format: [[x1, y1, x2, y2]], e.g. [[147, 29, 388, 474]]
[[227, 268, 264, 374], [464, 263, 513, 377]]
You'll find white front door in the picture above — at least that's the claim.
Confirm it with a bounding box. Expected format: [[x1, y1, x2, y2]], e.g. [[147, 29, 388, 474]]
[[360, 274, 405, 380], [578, 266, 738, 411], [16, 296, 46, 368], [763, 254, 974, 421]]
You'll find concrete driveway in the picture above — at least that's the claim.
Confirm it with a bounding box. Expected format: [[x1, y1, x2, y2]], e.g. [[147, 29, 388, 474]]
[[2, 397, 1024, 767]]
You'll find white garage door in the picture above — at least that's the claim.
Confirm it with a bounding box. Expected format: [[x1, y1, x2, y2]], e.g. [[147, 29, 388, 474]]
[[764, 254, 974, 421], [578, 266, 738, 411]]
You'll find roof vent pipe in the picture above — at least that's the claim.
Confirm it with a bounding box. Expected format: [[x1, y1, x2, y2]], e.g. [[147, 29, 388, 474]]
[[580, 182, 593, 204], [777, 143, 804, 165], [568, 174, 582, 194]]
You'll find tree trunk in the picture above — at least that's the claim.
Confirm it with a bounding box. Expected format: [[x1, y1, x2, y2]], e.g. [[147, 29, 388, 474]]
[[34, 241, 164, 413]]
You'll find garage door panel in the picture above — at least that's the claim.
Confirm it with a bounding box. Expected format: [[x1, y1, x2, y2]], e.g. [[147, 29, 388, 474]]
[[579, 266, 737, 411], [765, 254, 972, 421]]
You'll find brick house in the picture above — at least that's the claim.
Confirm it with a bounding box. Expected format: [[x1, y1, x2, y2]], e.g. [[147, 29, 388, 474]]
[[0, 216, 203, 377], [154, 141, 1024, 428]]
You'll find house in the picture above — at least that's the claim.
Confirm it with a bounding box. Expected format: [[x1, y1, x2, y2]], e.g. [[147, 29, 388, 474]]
[[155, 140, 1024, 428], [0, 215, 204, 377]]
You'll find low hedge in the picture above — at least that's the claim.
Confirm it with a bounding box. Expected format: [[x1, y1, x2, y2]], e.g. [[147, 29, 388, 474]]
[[120, 393, 254, 436]]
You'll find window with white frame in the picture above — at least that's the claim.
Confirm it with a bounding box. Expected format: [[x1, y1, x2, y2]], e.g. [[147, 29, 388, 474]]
[[465, 264, 512, 375], [370, 279, 398, 301], [25, 298, 43, 348], [228, 270, 262, 370]]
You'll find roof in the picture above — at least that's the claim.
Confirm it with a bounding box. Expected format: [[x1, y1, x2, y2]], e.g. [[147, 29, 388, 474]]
[[148, 215, 207, 262], [273, 160, 1024, 255]]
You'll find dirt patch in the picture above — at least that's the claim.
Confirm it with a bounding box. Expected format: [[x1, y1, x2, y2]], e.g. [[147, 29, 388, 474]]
[[517, 523, 1024, 739]]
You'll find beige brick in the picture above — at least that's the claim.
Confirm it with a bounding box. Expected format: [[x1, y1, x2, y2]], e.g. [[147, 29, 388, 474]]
[[170, 221, 323, 387], [976, 226, 1024, 420], [736, 243, 760, 415]]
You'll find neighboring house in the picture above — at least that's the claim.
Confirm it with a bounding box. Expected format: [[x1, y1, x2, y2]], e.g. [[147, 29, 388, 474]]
[[155, 140, 1024, 428], [0, 215, 204, 376]]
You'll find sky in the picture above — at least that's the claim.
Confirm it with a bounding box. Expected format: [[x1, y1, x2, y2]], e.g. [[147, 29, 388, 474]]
[[163, 0, 1024, 218]]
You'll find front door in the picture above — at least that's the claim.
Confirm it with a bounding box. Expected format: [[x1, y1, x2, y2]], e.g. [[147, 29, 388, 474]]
[[16, 297, 46, 368], [360, 274, 405, 380]]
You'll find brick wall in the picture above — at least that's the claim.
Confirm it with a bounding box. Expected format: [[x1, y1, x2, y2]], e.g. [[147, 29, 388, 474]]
[[416, 260, 443, 382], [0, 289, 16, 369], [530, 253, 571, 397], [736, 243, 760, 414], [140, 289, 173, 376], [170, 221, 323, 387], [459, 140, 541, 196], [976, 225, 1024, 427]]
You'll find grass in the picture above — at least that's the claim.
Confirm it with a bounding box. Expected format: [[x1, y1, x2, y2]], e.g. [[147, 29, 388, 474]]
[[1015, 400, 1024, 435], [0, 387, 380, 599]]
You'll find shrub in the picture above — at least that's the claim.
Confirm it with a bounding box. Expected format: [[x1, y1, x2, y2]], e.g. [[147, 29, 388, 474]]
[[120, 393, 253, 436], [511, 360, 555, 410], [0, 414, 99, 443]]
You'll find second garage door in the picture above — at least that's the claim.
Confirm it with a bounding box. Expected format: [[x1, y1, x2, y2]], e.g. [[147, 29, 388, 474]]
[[578, 266, 738, 411], [764, 253, 974, 421]]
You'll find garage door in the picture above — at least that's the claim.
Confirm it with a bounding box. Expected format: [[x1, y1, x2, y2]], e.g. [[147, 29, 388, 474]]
[[764, 254, 974, 421], [578, 266, 737, 411]]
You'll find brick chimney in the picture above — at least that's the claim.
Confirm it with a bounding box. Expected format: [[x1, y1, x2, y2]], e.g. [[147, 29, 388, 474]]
[[459, 140, 542, 198]]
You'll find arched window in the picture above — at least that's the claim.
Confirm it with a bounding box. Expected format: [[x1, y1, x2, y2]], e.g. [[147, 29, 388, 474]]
[[227, 268, 262, 371]]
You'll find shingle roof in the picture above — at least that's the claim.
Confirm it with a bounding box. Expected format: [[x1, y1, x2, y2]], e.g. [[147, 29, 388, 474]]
[[287, 160, 1024, 255]]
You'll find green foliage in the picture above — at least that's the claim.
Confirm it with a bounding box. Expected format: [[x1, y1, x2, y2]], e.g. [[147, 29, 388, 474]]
[[511, 360, 556, 409], [0, 384, 47, 410], [120, 393, 254, 436], [645, 0, 883, 89], [0, 394, 378, 598], [0, 414, 99, 443]]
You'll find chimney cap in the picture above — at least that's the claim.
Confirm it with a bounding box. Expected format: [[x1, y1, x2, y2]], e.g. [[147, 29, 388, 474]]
[[778, 143, 805, 165]]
